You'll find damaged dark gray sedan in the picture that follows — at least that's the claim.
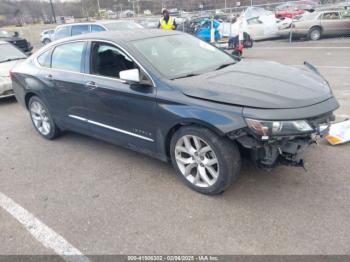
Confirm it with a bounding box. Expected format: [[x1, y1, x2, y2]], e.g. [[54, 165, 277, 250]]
[[11, 30, 339, 195]]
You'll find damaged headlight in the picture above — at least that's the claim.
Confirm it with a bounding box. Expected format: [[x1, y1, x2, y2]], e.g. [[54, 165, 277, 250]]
[[245, 118, 314, 138]]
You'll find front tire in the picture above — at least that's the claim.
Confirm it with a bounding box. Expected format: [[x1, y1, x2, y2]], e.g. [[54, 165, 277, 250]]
[[29, 96, 60, 140], [170, 126, 241, 195], [43, 38, 51, 45], [308, 27, 321, 41]]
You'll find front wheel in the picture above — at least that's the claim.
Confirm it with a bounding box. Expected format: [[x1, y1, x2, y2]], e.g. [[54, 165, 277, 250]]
[[170, 126, 241, 195], [43, 38, 51, 45]]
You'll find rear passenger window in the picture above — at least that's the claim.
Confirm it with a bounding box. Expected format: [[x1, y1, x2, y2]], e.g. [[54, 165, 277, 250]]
[[71, 25, 90, 36], [51, 42, 85, 73], [322, 12, 340, 20], [37, 50, 51, 67], [91, 25, 106, 32]]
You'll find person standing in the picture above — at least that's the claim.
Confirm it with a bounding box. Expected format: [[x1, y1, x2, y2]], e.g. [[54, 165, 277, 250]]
[[158, 9, 177, 30]]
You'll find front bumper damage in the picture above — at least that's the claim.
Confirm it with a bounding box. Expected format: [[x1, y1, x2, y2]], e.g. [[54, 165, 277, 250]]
[[231, 113, 334, 169]]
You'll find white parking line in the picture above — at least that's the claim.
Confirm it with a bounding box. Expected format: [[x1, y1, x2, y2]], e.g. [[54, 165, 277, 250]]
[[0, 192, 90, 262]]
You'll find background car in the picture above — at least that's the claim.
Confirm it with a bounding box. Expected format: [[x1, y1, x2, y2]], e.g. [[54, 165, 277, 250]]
[[0, 41, 27, 98], [0, 30, 33, 55], [279, 9, 350, 40], [41, 29, 55, 45], [219, 7, 292, 41], [52, 20, 143, 41], [137, 17, 160, 28], [275, 1, 316, 18]]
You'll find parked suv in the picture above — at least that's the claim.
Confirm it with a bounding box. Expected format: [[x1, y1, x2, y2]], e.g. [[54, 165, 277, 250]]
[[52, 20, 143, 41], [0, 30, 33, 55]]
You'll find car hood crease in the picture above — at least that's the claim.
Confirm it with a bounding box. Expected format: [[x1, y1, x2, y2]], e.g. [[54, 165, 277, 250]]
[[172, 59, 333, 109]]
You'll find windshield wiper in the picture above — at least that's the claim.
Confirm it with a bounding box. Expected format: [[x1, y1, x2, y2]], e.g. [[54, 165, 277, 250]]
[[171, 73, 199, 80], [215, 62, 235, 71]]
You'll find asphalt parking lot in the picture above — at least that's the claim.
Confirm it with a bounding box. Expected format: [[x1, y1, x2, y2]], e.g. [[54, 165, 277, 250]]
[[1, 37, 350, 257]]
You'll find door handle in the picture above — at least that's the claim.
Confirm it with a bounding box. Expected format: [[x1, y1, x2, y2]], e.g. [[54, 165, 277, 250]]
[[85, 81, 97, 90]]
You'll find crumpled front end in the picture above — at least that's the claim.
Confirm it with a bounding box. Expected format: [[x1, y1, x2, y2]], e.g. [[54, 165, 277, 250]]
[[229, 112, 335, 169]]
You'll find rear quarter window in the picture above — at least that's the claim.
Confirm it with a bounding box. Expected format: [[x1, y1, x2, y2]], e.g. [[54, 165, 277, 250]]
[[37, 50, 51, 67]]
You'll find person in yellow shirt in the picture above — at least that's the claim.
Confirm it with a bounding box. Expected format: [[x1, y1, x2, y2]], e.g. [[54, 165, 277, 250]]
[[158, 9, 177, 30]]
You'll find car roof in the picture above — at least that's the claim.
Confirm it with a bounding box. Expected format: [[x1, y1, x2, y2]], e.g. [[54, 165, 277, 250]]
[[53, 29, 183, 44], [56, 20, 137, 28]]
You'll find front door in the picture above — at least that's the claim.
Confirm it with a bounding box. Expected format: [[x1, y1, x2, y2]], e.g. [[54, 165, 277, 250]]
[[81, 41, 157, 153]]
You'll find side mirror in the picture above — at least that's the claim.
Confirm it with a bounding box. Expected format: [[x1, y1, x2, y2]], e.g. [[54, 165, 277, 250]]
[[120, 68, 140, 83]]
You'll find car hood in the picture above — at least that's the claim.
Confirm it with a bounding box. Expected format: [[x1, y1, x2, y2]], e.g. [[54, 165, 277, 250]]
[[0, 60, 22, 77], [172, 59, 333, 109]]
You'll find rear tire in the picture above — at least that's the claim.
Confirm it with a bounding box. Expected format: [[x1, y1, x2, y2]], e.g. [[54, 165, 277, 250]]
[[170, 126, 241, 195], [308, 27, 321, 41], [28, 96, 60, 140]]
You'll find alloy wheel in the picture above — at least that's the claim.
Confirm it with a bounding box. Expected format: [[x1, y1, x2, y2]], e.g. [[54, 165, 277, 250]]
[[310, 29, 320, 40], [175, 135, 219, 188], [30, 101, 51, 136]]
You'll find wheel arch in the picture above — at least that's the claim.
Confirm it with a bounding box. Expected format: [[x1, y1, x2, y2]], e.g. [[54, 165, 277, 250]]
[[25, 92, 39, 110], [163, 119, 226, 159], [309, 25, 323, 34]]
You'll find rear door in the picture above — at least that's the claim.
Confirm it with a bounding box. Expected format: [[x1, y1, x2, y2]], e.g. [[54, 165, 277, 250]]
[[321, 11, 342, 36], [37, 41, 91, 130], [80, 41, 157, 152], [246, 17, 265, 40]]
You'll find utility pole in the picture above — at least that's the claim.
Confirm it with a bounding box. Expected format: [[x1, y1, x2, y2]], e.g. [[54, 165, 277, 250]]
[[49, 0, 56, 23], [97, 0, 101, 16]]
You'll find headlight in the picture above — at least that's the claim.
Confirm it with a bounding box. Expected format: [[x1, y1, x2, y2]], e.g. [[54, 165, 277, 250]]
[[245, 118, 314, 137]]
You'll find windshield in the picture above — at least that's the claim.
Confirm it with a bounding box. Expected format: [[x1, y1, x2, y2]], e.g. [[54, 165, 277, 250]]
[[132, 34, 235, 79], [297, 11, 319, 21], [0, 43, 26, 63], [103, 21, 143, 30], [0, 30, 12, 38]]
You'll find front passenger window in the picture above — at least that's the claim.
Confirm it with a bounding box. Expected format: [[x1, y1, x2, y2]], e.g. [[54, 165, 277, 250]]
[[51, 42, 85, 73], [90, 42, 137, 78], [71, 25, 90, 36]]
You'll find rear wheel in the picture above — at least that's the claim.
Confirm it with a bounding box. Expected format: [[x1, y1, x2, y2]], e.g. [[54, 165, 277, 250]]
[[308, 27, 321, 41], [170, 126, 241, 195], [29, 96, 60, 140]]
